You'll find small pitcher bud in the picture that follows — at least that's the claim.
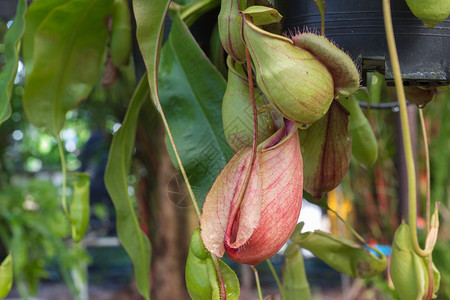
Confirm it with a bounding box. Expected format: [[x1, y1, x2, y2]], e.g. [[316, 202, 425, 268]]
[[298, 100, 352, 200], [201, 121, 303, 265], [339, 92, 378, 168], [218, 0, 246, 62], [404, 86, 436, 108], [110, 0, 132, 68], [390, 224, 441, 300], [185, 228, 240, 300], [242, 6, 334, 125], [222, 56, 278, 152]]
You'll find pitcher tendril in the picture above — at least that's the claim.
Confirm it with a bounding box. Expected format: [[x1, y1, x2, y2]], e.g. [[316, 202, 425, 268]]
[[57, 135, 69, 217], [382, 0, 431, 258]]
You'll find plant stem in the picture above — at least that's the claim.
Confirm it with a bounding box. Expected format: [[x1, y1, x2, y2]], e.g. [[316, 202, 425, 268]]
[[160, 110, 202, 220], [419, 109, 435, 300], [382, 0, 430, 257], [251, 266, 263, 300], [320, 13, 325, 36], [328, 207, 365, 244], [246, 46, 258, 165], [266, 259, 285, 300], [419, 108, 431, 232], [57, 136, 69, 217], [327, 206, 384, 259]]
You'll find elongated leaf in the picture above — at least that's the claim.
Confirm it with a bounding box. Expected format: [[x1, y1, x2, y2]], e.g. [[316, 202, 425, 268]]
[[105, 75, 151, 300], [0, 254, 13, 299], [22, 0, 113, 136], [158, 11, 233, 208], [0, 0, 26, 125], [70, 174, 90, 243], [22, 0, 70, 77], [291, 228, 387, 278], [133, 0, 170, 111], [218, 259, 240, 299]]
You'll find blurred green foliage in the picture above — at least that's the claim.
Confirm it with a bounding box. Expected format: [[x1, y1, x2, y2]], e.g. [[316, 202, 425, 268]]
[[0, 179, 90, 298], [1, 15, 131, 298]]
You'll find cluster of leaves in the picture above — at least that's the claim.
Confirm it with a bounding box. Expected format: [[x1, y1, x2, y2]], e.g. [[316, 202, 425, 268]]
[[0, 179, 89, 298]]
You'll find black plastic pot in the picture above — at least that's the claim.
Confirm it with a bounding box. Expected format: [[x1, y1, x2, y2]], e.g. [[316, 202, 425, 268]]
[[274, 0, 450, 86]]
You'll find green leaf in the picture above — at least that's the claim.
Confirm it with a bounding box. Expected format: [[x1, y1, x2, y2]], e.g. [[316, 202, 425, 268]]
[[158, 11, 233, 208], [70, 173, 90, 243], [0, 0, 26, 125], [104, 74, 151, 300], [22, 0, 70, 77], [291, 229, 387, 278], [0, 254, 13, 299], [174, 0, 198, 5], [133, 0, 170, 111], [218, 259, 240, 299], [180, 0, 221, 27], [22, 0, 113, 136]]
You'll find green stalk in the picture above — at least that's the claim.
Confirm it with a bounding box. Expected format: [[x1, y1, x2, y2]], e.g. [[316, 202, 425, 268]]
[[419, 108, 435, 300], [266, 259, 285, 300], [251, 266, 263, 300], [320, 12, 325, 36], [246, 46, 258, 173], [382, 0, 430, 257], [57, 136, 69, 217], [327, 206, 384, 259], [159, 102, 202, 221], [418, 109, 431, 232]]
